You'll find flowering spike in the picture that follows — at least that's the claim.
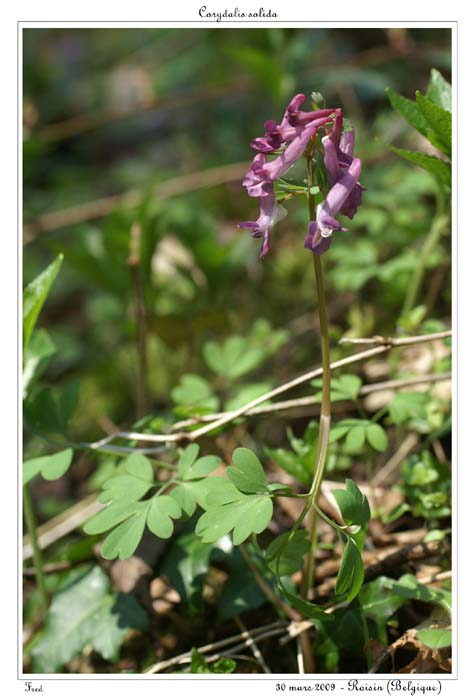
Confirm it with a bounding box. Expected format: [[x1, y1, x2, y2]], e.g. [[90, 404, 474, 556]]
[[239, 92, 364, 257]]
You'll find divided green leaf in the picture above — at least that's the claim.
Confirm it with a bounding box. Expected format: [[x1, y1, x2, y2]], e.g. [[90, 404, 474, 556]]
[[332, 479, 370, 528], [170, 477, 219, 518], [98, 453, 154, 504], [203, 336, 264, 379], [345, 425, 366, 452], [196, 492, 273, 545], [365, 423, 388, 452], [177, 444, 221, 481], [100, 506, 148, 559], [226, 447, 267, 493], [316, 418, 388, 455], [388, 391, 429, 424], [313, 374, 362, 402], [335, 536, 365, 601], [147, 495, 182, 539], [171, 375, 219, 415], [177, 444, 200, 478], [23, 448, 74, 486]]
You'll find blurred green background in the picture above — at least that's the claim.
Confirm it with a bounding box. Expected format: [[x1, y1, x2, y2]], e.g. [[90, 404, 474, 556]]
[[23, 27, 451, 447]]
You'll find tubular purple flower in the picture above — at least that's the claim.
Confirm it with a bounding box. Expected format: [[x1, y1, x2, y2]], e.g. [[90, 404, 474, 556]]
[[242, 153, 275, 198], [251, 93, 335, 153], [253, 117, 331, 183], [237, 191, 287, 258], [322, 133, 364, 219], [305, 158, 362, 255], [340, 129, 355, 157]]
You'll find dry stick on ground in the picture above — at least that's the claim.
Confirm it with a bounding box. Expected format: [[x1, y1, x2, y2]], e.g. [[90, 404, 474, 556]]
[[171, 371, 451, 430], [23, 561, 82, 577], [233, 616, 271, 674], [23, 161, 250, 243], [144, 620, 288, 674], [22, 494, 102, 560], [371, 432, 420, 487], [85, 330, 452, 451]]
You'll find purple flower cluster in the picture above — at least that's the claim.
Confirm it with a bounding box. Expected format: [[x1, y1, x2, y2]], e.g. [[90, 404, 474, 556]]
[[238, 95, 364, 257]]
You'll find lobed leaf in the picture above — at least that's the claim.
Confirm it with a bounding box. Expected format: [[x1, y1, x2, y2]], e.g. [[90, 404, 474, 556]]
[[313, 374, 362, 402], [170, 477, 219, 517], [365, 423, 388, 452], [83, 500, 146, 535], [345, 425, 366, 452], [195, 493, 273, 545], [226, 447, 267, 493], [100, 508, 148, 560], [335, 536, 365, 601], [177, 444, 200, 479], [388, 391, 429, 424], [203, 336, 264, 379], [146, 495, 182, 539], [332, 479, 371, 527], [185, 455, 221, 480], [23, 448, 73, 486], [172, 375, 219, 415]]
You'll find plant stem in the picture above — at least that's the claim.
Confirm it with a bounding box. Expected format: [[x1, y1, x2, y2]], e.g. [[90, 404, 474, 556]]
[[300, 254, 332, 597], [23, 484, 49, 614], [401, 215, 449, 318]]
